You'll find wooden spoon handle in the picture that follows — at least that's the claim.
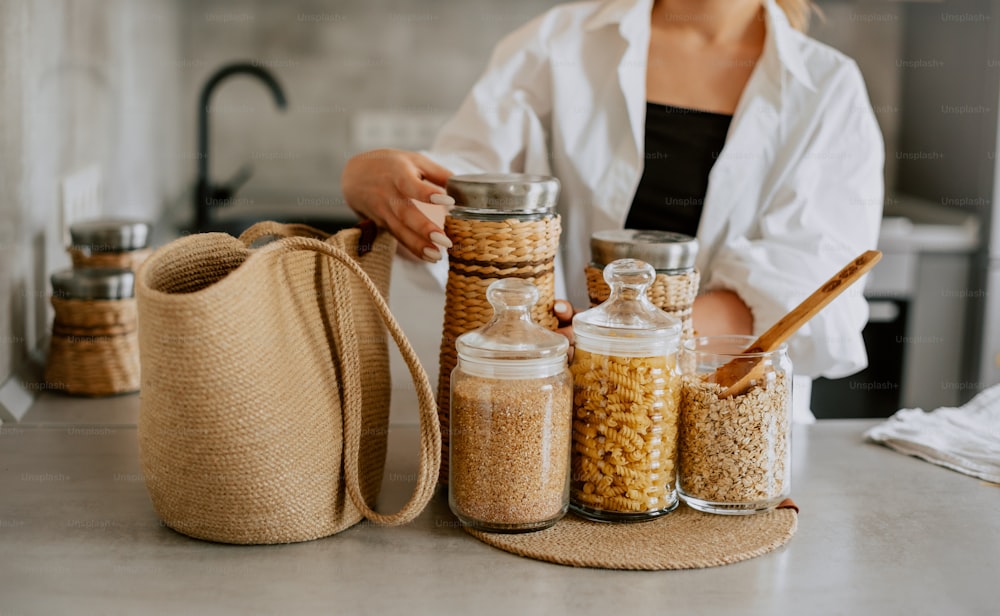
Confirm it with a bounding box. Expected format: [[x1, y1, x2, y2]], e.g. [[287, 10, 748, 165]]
[[748, 250, 883, 353]]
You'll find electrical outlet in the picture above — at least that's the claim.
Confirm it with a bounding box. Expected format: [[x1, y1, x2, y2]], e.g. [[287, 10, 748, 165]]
[[60, 165, 103, 246], [351, 111, 450, 151]]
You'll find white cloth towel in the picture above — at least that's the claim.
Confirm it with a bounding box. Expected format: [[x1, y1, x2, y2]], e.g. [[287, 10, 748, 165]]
[[865, 383, 1000, 484]]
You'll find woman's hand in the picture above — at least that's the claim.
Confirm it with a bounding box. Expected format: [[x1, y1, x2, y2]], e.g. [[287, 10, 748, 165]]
[[692, 289, 753, 337], [341, 148, 455, 262], [554, 300, 576, 361]]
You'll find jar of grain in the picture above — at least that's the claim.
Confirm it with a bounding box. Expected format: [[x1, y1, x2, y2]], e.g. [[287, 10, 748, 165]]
[[586, 230, 699, 338], [569, 259, 682, 522], [69, 219, 152, 271], [449, 278, 573, 533], [437, 173, 561, 485], [678, 335, 792, 514]]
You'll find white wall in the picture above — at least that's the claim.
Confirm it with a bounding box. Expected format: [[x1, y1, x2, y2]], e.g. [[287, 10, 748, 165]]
[[0, 0, 185, 392]]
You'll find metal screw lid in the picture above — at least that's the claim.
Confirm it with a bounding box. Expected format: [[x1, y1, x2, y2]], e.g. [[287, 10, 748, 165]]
[[590, 229, 698, 273], [50, 268, 135, 300], [446, 173, 560, 216], [70, 219, 151, 253]]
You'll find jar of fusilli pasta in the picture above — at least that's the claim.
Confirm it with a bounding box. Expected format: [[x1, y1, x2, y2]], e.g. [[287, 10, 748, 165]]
[[569, 259, 682, 522], [449, 278, 573, 533]]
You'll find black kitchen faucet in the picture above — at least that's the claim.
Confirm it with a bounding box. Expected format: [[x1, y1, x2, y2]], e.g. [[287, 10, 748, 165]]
[[195, 62, 287, 230]]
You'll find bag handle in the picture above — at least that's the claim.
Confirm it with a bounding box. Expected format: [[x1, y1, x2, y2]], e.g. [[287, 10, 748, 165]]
[[257, 235, 441, 526], [239, 221, 331, 245]]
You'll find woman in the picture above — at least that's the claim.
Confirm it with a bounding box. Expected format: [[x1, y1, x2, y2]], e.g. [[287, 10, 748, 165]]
[[341, 0, 884, 418]]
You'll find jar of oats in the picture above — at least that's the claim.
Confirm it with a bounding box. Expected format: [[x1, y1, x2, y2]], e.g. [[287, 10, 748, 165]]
[[678, 335, 793, 514], [449, 278, 573, 533], [569, 259, 682, 522]]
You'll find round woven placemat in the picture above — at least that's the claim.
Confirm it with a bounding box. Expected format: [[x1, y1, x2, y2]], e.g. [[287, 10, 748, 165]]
[[465, 501, 798, 570]]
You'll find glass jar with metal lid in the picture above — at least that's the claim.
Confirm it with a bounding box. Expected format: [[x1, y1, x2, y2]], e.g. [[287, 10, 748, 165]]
[[449, 278, 573, 533], [586, 229, 699, 338], [570, 259, 682, 522], [436, 173, 562, 484], [44, 268, 140, 396], [69, 218, 152, 271]]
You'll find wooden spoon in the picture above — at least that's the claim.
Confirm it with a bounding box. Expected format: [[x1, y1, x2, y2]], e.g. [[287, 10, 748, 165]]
[[710, 250, 883, 398]]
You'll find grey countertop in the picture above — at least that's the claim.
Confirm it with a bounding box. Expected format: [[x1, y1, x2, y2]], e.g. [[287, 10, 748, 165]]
[[2, 395, 998, 615]]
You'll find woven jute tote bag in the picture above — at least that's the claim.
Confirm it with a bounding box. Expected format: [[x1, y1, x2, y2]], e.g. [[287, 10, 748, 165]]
[[136, 221, 440, 544]]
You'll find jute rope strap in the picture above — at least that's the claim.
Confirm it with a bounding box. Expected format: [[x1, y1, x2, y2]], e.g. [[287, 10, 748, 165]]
[[466, 501, 798, 570], [437, 214, 561, 484], [262, 236, 441, 525], [585, 265, 700, 337], [44, 296, 140, 396]]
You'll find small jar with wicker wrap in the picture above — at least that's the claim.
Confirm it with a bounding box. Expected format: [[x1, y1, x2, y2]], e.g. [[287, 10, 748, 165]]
[[449, 279, 573, 533], [68, 219, 152, 272], [437, 173, 561, 485], [44, 268, 139, 396], [570, 259, 682, 522], [586, 230, 699, 338]]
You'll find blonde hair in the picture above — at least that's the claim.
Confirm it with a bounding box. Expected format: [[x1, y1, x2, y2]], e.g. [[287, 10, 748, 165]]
[[775, 0, 814, 32]]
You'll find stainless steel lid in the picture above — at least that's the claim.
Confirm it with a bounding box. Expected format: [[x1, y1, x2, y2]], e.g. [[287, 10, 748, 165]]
[[591, 229, 698, 272], [446, 173, 560, 215], [69, 219, 150, 252], [50, 268, 135, 300]]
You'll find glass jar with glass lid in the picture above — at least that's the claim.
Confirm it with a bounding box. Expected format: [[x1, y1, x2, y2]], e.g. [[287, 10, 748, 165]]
[[569, 259, 682, 522], [449, 278, 573, 533]]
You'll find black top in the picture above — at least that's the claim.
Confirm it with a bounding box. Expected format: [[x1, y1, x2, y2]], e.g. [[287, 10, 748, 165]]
[[625, 102, 733, 237]]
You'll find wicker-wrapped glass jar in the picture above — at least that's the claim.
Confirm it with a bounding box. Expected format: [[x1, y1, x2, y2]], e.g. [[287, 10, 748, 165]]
[[569, 259, 682, 522], [69, 219, 152, 271], [437, 173, 561, 484], [44, 268, 140, 396], [586, 230, 699, 338]]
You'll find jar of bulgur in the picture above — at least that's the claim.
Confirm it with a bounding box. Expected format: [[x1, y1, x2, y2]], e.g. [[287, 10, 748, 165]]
[[569, 259, 682, 522], [449, 278, 573, 533], [678, 335, 792, 514]]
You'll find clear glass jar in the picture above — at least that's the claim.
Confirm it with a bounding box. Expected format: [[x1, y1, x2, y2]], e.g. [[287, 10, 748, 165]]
[[449, 278, 573, 533], [569, 259, 682, 522], [678, 335, 793, 514]]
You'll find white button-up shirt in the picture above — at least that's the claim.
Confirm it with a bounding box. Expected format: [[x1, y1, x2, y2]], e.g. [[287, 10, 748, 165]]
[[425, 0, 884, 381]]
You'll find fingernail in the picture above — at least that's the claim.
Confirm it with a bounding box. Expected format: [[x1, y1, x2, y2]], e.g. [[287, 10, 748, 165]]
[[429, 231, 452, 248], [554, 300, 570, 313], [422, 247, 442, 262], [429, 193, 455, 206]]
